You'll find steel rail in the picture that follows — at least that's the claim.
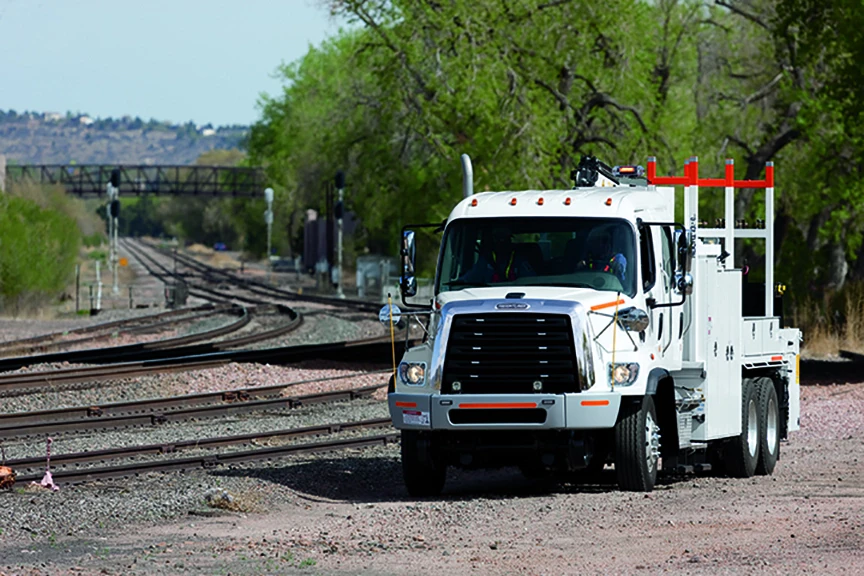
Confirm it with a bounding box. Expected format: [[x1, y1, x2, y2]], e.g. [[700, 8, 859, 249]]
[[0, 359, 232, 392], [6, 417, 392, 471], [0, 304, 304, 373], [12, 432, 399, 486], [0, 304, 224, 352], [0, 383, 386, 439], [121, 239, 264, 305], [0, 308, 227, 357], [0, 334, 401, 394], [143, 239, 382, 312], [0, 369, 391, 427]]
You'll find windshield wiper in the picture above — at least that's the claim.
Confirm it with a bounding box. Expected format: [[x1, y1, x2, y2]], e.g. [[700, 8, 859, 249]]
[[528, 282, 596, 288], [445, 280, 489, 289]]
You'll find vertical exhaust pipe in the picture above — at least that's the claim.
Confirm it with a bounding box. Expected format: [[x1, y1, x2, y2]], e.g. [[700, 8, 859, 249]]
[[461, 154, 473, 198]]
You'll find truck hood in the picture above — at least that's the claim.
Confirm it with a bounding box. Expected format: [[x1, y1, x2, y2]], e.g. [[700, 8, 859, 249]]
[[437, 286, 629, 309]]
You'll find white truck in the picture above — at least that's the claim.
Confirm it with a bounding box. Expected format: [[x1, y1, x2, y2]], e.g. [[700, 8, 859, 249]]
[[386, 154, 800, 495]]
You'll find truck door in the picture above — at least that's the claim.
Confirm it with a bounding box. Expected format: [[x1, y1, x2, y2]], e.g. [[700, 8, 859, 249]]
[[658, 226, 683, 367], [639, 225, 664, 356], [640, 225, 679, 363]]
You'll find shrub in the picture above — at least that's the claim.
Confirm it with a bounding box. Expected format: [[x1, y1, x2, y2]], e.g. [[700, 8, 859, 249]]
[[0, 195, 81, 313]]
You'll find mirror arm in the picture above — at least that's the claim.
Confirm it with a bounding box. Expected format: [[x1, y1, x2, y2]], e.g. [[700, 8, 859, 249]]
[[400, 292, 432, 311], [649, 292, 686, 309]]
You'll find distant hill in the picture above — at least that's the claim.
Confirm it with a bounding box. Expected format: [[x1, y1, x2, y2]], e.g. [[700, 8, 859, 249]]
[[0, 109, 248, 165]]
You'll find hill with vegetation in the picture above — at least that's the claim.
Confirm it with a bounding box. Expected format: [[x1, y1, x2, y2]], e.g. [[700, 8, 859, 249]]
[[0, 109, 247, 165]]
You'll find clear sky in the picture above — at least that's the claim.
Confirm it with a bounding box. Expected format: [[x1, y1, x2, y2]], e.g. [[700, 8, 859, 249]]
[[0, 0, 343, 126]]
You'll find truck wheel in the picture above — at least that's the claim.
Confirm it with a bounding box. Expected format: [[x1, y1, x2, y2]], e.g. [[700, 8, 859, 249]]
[[725, 378, 759, 477], [401, 430, 446, 497], [614, 395, 661, 492], [755, 377, 780, 475]]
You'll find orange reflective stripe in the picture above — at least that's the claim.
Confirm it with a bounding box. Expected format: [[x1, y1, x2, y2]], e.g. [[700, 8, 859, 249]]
[[591, 299, 626, 311], [581, 400, 610, 406], [395, 401, 417, 408]]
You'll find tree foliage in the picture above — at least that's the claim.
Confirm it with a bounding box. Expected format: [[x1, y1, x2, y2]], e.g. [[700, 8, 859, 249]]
[[248, 0, 864, 301]]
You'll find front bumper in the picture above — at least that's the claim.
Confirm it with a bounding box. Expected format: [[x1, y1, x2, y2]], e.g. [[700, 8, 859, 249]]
[[388, 393, 621, 431]]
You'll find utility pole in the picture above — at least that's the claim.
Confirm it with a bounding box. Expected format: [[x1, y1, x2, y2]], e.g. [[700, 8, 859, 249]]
[[334, 170, 346, 298], [264, 187, 274, 282]]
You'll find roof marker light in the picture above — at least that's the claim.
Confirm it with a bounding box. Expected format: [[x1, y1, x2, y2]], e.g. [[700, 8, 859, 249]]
[[510, 198, 517, 206], [470, 198, 478, 207], [564, 197, 571, 206], [605, 197, 613, 206], [537, 197, 544, 206]]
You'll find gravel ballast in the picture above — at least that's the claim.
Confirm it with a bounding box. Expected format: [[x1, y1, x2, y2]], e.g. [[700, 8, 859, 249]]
[[0, 384, 862, 576]]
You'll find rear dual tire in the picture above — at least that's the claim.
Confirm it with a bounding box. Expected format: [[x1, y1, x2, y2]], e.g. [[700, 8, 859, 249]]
[[755, 377, 780, 475], [725, 378, 760, 477], [726, 377, 780, 477]]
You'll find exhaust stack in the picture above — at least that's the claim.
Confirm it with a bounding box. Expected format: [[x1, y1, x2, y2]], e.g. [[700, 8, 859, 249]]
[[461, 154, 473, 198]]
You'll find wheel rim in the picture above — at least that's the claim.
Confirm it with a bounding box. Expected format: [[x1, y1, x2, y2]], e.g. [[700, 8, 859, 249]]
[[747, 398, 758, 457], [645, 411, 661, 473], [767, 393, 778, 455]]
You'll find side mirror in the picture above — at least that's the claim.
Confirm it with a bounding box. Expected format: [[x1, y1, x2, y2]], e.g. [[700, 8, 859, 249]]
[[617, 307, 650, 332], [673, 229, 694, 295], [400, 229, 417, 297]]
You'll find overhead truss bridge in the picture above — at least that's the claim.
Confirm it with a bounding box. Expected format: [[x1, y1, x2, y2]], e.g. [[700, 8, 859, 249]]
[[4, 164, 267, 197]]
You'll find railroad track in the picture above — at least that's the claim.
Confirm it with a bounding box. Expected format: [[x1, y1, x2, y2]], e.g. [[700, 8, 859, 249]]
[[141, 239, 382, 312], [0, 304, 303, 372], [0, 335, 406, 393], [0, 304, 227, 355], [121, 238, 275, 306], [0, 369, 389, 427], [11, 427, 399, 487], [0, 382, 387, 439], [6, 417, 394, 474]]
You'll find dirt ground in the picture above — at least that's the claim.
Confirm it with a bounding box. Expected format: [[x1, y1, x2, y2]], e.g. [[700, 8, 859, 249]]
[[0, 383, 861, 575]]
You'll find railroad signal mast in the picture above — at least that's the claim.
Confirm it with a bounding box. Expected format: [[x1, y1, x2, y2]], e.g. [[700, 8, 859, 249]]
[[385, 153, 800, 496]]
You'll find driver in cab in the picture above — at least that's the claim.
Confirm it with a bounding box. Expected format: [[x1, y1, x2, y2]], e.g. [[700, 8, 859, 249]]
[[577, 232, 627, 283], [459, 229, 536, 284]]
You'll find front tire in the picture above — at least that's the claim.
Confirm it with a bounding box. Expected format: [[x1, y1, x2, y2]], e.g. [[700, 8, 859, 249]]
[[614, 395, 661, 492], [725, 378, 760, 478], [401, 430, 446, 497], [755, 377, 780, 475]]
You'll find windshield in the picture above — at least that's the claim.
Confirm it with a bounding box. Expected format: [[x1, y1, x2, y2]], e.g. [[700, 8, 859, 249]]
[[436, 217, 637, 297]]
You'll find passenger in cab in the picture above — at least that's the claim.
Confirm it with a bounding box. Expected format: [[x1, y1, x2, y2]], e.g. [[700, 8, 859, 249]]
[[459, 229, 537, 284]]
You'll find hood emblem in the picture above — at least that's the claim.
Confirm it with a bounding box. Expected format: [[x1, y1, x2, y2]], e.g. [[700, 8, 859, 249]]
[[496, 302, 530, 310]]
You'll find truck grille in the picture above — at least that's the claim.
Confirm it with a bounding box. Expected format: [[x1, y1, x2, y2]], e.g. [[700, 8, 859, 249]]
[[442, 313, 579, 395]]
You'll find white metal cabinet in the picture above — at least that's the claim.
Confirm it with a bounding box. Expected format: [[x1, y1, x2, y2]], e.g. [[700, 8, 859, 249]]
[[693, 257, 743, 441]]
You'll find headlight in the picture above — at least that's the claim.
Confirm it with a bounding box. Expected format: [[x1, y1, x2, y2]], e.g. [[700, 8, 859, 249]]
[[608, 362, 639, 386], [399, 362, 426, 385]]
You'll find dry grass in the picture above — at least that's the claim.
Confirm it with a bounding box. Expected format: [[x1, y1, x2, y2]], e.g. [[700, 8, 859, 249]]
[[204, 489, 262, 513], [796, 282, 864, 358]]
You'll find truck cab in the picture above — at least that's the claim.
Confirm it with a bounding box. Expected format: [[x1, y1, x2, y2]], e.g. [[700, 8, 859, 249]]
[[386, 155, 800, 495]]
